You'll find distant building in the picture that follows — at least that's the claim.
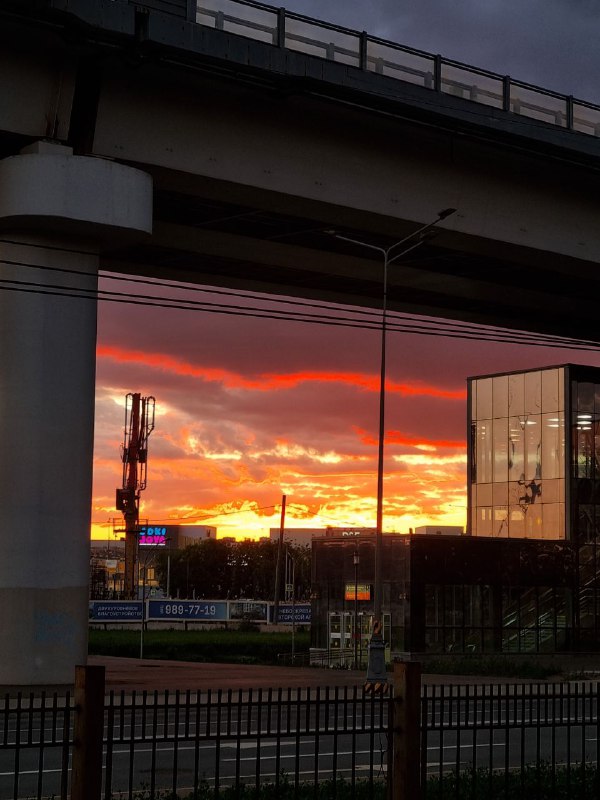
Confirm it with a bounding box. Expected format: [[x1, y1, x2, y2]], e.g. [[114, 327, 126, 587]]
[[89, 524, 217, 598], [311, 364, 600, 659], [269, 527, 375, 547], [413, 525, 464, 536]]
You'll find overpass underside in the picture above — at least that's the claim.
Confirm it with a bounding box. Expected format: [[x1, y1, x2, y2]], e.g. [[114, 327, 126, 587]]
[[2, 0, 600, 341]]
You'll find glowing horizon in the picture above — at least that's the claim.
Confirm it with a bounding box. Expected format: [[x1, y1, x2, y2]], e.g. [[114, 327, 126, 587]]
[[92, 287, 600, 543]]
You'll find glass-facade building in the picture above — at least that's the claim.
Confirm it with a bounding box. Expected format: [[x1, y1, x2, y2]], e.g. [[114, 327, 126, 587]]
[[310, 365, 600, 658], [469, 366, 566, 539], [310, 534, 574, 659], [469, 363, 600, 650]]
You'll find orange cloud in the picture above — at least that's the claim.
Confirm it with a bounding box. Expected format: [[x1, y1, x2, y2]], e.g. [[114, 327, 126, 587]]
[[354, 426, 465, 449], [97, 345, 466, 398]]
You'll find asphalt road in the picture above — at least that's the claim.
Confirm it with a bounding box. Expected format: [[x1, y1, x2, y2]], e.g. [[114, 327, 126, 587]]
[[0, 658, 577, 799]]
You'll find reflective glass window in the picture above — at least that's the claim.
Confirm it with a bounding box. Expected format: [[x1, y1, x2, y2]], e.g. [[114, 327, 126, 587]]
[[508, 418, 524, 481], [493, 417, 508, 482], [425, 585, 442, 626], [502, 587, 520, 627], [594, 421, 600, 478], [579, 588, 595, 627], [477, 483, 492, 505], [478, 506, 492, 536], [578, 504, 594, 541], [508, 373, 524, 416], [540, 478, 562, 504], [578, 382, 594, 413], [493, 482, 508, 506], [542, 502, 561, 539], [493, 506, 508, 536], [492, 375, 508, 418], [509, 506, 525, 537], [594, 505, 600, 539], [476, 378, 493, 419], [574, 415, 594, 478], [476, 420, 493, 483], [444, 585, 462, 626], [542, 412, 563, 479], [524, 371, 542, 415], [557, 503, 565, 537], [541, 368, 560, 413], [594, 383, 600, 415], [524, 505, 542, 538], [508, 481, 522, 508], [524, 414, 542, 481]]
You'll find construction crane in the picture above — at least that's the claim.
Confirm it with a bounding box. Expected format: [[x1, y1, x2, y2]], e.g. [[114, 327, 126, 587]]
[[116, 393, 156, 599]]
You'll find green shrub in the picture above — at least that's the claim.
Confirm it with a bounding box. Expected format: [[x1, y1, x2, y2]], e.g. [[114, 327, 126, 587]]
[[424, 656, 559, 680], [88, 628, 309, 665], [425, 763, 600, 799]]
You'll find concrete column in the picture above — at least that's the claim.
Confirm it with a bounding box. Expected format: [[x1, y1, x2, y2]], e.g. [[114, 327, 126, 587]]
[[0, 142, 151, 685]]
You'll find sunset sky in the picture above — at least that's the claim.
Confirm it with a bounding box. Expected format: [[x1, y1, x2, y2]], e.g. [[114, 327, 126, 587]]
[[92, 0, 600, 541], [91, 278, 600, 541]]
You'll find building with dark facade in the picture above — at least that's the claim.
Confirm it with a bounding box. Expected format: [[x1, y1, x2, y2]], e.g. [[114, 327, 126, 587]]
[[310, 364, 600, 661]]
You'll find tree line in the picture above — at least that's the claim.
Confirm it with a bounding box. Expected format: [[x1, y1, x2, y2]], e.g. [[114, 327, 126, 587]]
[[153, 539, 311, 601]]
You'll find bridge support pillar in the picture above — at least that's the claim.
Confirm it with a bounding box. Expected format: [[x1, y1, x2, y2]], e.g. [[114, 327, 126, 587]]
[[0, 142, 152, 685]]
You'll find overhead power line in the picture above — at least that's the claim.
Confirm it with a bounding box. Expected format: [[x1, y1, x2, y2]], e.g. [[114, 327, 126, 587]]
[[1, 252, 599, 352]]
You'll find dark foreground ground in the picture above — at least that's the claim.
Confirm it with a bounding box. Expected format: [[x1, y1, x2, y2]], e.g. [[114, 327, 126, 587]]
[[86, 655, 553, 692]]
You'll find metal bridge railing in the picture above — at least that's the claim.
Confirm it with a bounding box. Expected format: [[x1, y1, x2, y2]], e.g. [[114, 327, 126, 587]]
[[186, 0, 600, 140]]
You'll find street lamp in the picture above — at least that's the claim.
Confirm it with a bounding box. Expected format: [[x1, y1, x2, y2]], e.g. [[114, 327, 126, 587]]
[[139, 536, 171, 660], [353, 546, 360, 669], [329, 208, 456, 689]]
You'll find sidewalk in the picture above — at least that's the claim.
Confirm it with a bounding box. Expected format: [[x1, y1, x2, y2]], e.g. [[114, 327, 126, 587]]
[[88, 655, 550, 692]]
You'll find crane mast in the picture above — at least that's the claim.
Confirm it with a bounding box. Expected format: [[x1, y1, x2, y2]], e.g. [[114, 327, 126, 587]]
[[116, 392, 156, 599]]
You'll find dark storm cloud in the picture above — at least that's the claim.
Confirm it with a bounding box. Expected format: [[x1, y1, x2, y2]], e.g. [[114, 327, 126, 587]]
[[260, 0, 600, 102]]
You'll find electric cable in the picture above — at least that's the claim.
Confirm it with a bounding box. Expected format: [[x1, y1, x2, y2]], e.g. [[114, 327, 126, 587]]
[[2, 240, 598, 350], [1, 274, 599, 352]]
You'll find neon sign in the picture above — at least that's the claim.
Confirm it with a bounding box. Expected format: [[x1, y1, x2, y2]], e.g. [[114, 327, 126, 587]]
[[139, 526, 167, 546]]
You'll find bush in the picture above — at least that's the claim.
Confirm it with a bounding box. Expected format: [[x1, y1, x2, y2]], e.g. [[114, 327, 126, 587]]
[[426, 763, 600, 799], [424, 656, 559, 680], [89, 628, 310, 665]]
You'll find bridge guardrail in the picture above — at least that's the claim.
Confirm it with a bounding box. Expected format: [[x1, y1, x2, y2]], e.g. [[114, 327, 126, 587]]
[[186, 0, 600, 140]]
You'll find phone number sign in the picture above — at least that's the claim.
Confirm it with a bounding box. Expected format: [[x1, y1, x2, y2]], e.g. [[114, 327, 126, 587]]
[[148, 600, 228, 620]]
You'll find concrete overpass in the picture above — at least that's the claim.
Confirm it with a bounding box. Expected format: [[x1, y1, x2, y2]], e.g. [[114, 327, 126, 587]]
[[2, 0, 600, 684]]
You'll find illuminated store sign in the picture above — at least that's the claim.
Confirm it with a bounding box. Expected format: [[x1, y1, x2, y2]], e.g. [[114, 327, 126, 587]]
[[344, 583, 371, 601], [139, 525, 167, 546]]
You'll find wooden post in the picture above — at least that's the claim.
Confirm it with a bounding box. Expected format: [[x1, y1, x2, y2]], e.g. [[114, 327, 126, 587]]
[[71, 665, 105, 800], [390, 660, 422, 800]]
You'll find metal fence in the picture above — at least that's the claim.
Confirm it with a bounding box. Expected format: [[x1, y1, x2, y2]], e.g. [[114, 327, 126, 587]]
[[422, 681, 600, 799], [0, 684, 389, 800], [3, 672, 600, 800]]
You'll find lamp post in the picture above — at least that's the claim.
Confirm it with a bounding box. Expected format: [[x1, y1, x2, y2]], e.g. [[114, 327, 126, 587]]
[[330, 208, 456, 689], [353, 546, 360, 669], [139, 536, 171, 660]]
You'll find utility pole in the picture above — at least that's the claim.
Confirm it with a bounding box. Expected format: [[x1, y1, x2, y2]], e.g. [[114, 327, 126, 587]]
[[273, 494, 287, 624], [116, 393, 155, 599]]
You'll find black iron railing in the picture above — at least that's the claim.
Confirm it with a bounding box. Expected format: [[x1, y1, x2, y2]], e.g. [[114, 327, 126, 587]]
[[0, 686, 389, 800], [422, 681, 600, 798], [4, 677, 600, 799]]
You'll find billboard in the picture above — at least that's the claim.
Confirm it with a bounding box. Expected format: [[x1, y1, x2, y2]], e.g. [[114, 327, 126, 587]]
[[229, 601, 268, 621], [89, 601, 143, 621], [270, 604, 311, 623], [139, 525, 167, 546], [344, 583, 371, 601], [147, 600, 228, 621]]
